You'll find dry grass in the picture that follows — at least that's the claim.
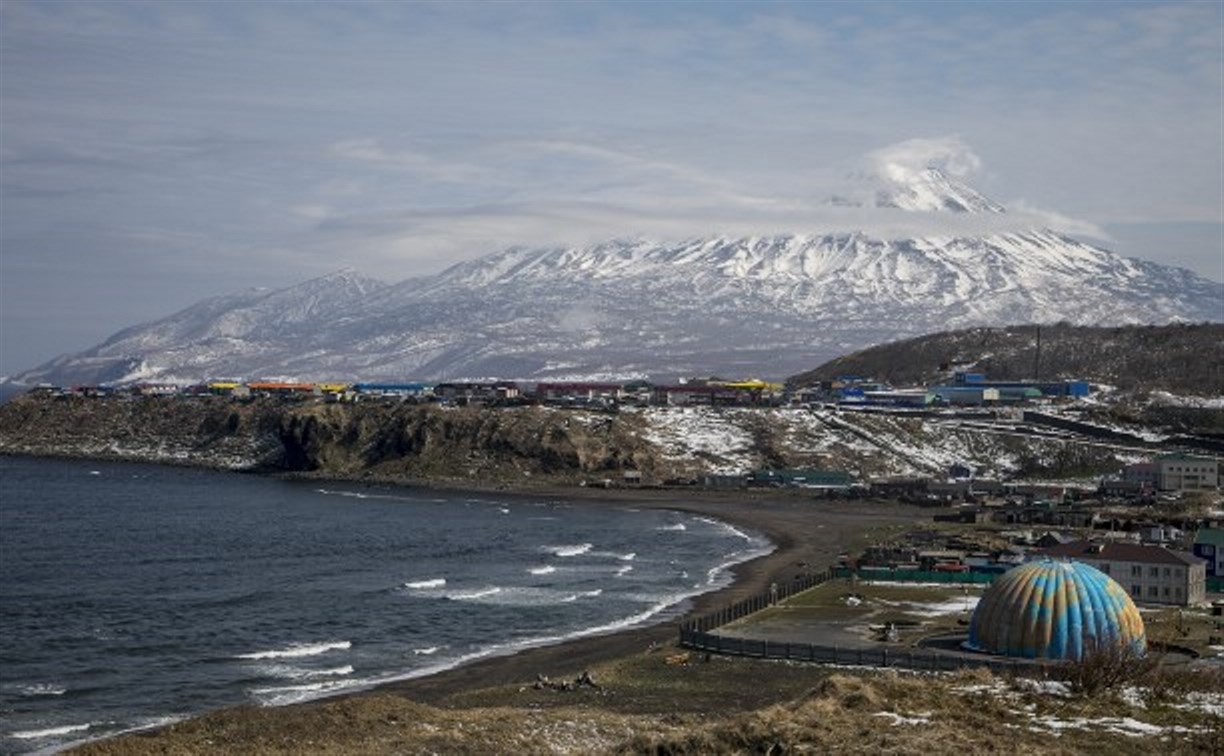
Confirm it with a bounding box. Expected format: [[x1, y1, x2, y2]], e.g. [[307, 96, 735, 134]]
[[71, 658, 1222, 755]]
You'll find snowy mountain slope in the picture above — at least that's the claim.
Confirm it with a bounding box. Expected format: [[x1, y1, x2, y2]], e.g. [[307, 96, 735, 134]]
[[9, 173, 1222, 386]]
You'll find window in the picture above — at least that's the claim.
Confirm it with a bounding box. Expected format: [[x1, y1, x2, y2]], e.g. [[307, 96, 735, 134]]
[[1148, 586, 1159, 598], [1164, 567, 1171, 578], [1131, 585, 1141, 596], [1176, 568, 1184, 578], [1163, 587, 1170, 597], [1149, 566, 1159, 578], [1175, 587, 1183, 598], [1131, 565, 1142, 577]]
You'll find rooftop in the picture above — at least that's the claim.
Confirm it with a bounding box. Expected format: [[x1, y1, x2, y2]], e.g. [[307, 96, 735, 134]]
[[1194, 528, 1224, 547], [1039, 540, 1205, 567]]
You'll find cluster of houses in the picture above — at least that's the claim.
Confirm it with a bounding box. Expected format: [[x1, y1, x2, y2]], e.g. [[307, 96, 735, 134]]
[[852, 526, 1223, 608], [706, 453, 1220, 499], [796, 372, 1091, 408], [38, 377, 787, 408], [36, 369, 1093, 410]]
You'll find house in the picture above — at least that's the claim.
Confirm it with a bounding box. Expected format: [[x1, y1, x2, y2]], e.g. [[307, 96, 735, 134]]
[[352, 382, 431, 399], [1037, 540, 1208, 606], [1154, 454, 1219, 492], [1100, 479, 1148, 499], [1124, 454, 1219, 493], [433, 382, 520, 403], [1142, 525, 1184, 545], [534, 382, 624, 404], [750, 468, 854, 489], [1192, 529, 1224, 578]]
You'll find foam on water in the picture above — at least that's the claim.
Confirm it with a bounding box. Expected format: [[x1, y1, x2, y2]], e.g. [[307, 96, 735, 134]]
[[412, 646, 440, 656], [10, 723, 94, 740], [615, 565, 634, 577], [258, 664, 354, 680], [529, 565, 556, 575], [446, 587, 502, 601], [237, 641, 351, 660], [403, 578, 446, 589], [658, 523, 686, 532], [15, 684, 67, 697], [694, 516, 756, 542], [544, 543, 593, 557], [250, 678, 367, 706]]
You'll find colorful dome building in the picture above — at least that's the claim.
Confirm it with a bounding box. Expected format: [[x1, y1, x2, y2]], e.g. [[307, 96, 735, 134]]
[[965, 559, 1146, 661]]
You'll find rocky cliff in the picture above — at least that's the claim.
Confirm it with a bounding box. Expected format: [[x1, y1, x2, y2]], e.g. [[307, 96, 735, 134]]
[[0, 393, 1187, 485], [0, 395, 668, 485]]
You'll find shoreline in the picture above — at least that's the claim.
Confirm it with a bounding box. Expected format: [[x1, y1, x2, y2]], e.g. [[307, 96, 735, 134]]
[[3, 453, 924, 751]]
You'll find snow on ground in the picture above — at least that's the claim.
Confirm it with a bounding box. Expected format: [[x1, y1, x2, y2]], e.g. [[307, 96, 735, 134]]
[[1147, 391, 1224, 409], [952, 677, 1222, 739], [877, 596, 980, 617], [872, 711, 933, 726], [640, 408, 755, 474]]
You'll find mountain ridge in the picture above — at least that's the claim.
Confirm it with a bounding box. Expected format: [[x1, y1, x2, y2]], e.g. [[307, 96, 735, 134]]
[[9, 170, 1222, 386]]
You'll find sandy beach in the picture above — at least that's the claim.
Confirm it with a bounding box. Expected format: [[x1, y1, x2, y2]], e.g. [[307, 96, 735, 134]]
[[67, 484, 924, 753], [374, 488, 918, 703]]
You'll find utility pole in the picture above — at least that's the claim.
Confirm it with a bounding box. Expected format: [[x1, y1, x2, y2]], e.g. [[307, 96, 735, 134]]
[[1033, 326, 1042, 381]]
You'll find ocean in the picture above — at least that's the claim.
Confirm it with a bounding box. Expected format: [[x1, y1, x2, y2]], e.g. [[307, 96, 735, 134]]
[[0, 455, 770, 754]]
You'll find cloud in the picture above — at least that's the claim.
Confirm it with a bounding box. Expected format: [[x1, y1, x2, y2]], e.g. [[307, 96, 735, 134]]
[[867, 136, 982, 183], [303, 137, 1113, 275]]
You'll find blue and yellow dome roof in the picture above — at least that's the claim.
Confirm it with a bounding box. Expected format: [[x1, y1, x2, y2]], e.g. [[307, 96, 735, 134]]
[[966, 559, 1145, 660]]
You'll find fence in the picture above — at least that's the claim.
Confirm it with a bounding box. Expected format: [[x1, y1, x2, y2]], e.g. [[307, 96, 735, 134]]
[[832, 566, 998, 584], [678, 626, 1050, 677], [680, 569, 834, 634], [677, 565, 1051, 675]]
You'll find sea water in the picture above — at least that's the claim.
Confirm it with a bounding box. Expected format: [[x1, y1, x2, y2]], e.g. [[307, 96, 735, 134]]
[[0, 456, 770, 753]]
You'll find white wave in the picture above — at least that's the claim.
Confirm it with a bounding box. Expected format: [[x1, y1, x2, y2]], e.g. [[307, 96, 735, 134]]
[[446, 587, 502, 601], [413, 646, 440, 655], [403, 578, 446, 589], [544, 543, 593, 557], [11, 722, 94, 740], [619, 552, 636, 561], [260, 664, 354, 680], [693, 515, 757, 543], [581, 589, 603, 597], [498, 507, 510, 514], [528, 565, 556, 575], [657, 523, 686, 531], [615, 565, 634, 577], [704, 543, 776, 587], [250, 679, 365, 707], [88, 471, 101, 476], [237, 640, 351, 660], [17, 683, 67, 697], [315, 488, 370, 499]]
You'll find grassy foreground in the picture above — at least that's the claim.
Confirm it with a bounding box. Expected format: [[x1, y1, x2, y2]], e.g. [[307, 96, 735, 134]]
[[74, 646, 1222, 755]]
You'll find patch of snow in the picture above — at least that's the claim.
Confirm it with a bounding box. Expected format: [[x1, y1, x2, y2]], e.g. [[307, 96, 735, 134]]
[[872, 710, 933, 726], [640, 408, 755, 474]]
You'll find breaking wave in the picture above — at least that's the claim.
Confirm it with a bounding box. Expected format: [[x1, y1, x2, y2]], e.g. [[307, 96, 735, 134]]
[[237, 641, 351, 660], [544, 543, 593, 557], [404, 578, 446, 589]]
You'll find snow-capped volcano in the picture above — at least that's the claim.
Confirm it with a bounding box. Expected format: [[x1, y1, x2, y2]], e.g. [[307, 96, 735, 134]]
[[9, 172, 1221, 386]]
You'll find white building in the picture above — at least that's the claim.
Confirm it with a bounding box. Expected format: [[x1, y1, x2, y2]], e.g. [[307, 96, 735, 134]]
[[1038, 540, 1208, 606]]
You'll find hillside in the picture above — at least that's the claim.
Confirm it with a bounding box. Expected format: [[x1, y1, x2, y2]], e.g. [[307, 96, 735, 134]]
[[2, 392, 1215, 485], [788, 323, 1224, 396]]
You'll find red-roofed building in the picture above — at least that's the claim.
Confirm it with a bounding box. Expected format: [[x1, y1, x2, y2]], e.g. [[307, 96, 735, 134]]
[[1037, 540, 1207, 606]]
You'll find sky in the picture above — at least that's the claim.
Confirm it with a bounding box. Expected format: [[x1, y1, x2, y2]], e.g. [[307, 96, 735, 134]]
[[2, 0, 1222, 375]]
